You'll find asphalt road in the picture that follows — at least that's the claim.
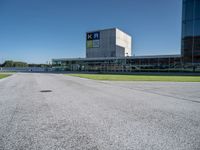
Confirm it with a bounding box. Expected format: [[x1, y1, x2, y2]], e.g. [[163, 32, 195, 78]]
[[0, 73, 200, 150]]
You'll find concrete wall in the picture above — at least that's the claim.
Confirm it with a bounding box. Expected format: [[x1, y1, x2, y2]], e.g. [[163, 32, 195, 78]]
[[86, 28, 115, 58], [116, 28, 132, 56], [86, 28, 132, 58], [116, 45, 125, 57]]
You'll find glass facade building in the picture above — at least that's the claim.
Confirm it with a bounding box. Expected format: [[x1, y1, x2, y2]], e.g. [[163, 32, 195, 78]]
[[181, 0, 200, 64], [52, 0, 200, 73]]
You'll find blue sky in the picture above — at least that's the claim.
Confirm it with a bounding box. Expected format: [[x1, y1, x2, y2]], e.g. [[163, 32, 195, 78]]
[[0, 0, 182, 63]]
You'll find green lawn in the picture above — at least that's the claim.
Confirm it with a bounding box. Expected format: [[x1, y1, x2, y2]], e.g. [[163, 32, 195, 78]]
[[68, 74, 200, 82], [0, 74, 10, 79]]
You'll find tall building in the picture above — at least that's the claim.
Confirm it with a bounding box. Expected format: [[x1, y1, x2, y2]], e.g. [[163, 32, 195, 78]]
[[86, 28, 132, 58], [181, 0, 200, 64], [52, 0, 200, 72]]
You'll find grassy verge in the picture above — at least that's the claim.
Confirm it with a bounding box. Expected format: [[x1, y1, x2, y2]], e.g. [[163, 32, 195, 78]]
[[0, 74, 10, 79], [68, 74, 200, 82]]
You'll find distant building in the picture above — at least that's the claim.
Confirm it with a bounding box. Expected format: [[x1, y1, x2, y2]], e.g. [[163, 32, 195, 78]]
[[52, 0, 200, 72], [181, 0, 200, 64], [86, 28, 131, 58]]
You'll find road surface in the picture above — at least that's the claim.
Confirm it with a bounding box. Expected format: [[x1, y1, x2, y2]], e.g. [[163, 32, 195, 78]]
[[0, 73, 200, 150]]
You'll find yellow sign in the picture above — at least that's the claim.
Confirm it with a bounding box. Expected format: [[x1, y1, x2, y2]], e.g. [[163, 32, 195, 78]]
[[87, 40, 93, 48]]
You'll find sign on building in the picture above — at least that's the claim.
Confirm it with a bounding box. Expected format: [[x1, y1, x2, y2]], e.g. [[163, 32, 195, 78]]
[[86, 32, 100, 48]]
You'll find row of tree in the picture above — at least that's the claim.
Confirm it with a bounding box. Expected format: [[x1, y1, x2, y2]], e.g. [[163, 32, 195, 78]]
[[0, 60, 28, 67], [0, 60, 50, 67]]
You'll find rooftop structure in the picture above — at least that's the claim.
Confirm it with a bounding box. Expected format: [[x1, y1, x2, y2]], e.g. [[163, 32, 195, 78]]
[[86, 28, 132, 58]]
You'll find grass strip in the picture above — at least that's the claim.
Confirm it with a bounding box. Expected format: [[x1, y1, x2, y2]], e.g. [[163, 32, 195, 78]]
[[68, 74, 200, 82], [0, 74, 10, 79]]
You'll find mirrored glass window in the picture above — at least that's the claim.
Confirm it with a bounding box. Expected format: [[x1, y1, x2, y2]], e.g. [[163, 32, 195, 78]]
[[194, 20, 200, 36]]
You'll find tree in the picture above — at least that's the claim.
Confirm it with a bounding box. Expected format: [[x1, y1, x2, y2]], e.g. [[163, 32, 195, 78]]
[[2, 60, 14, 67], [2, 60, 28, 67]]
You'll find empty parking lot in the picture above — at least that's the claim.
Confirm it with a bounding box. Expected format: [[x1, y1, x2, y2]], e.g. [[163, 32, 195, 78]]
[[0, 73, 200, 150]]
